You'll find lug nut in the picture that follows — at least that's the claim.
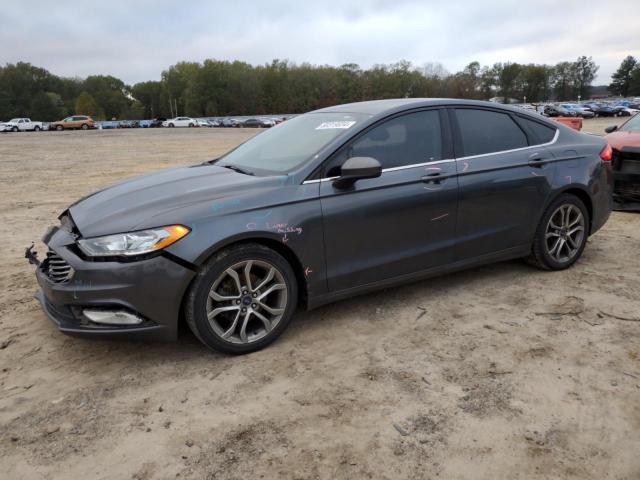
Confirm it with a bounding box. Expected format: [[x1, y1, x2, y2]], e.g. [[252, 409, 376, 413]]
[[252, 303, 257, 309], [241, 307, 246, 313], [236, 299, 241, 304], [252, 293, 257, 298]]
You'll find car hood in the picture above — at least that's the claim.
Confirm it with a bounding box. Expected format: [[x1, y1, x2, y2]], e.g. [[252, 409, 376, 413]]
[[605, 130, 640, 151], [69, 164, 282, 237]]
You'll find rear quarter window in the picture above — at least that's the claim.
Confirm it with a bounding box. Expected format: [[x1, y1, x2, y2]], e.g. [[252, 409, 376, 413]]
[[517, 117, 557, 144], [455, 108, 528, 156]]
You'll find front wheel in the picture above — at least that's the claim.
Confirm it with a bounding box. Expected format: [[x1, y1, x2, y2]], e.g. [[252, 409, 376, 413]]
[[527, 194, 589, 270], [11, 126, 18, 132], [185, 243, 298, 354]]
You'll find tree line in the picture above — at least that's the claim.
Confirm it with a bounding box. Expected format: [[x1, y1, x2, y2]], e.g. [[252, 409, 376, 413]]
[[0, 55, 626, 121], [608, 55, 640, 98]]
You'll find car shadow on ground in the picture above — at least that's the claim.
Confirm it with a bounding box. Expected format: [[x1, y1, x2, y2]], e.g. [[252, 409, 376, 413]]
[[44, 258, 536, 369]]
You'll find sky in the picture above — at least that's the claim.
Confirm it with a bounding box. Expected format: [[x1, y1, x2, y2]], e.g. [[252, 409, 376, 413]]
[[1, 0, 638, 85]]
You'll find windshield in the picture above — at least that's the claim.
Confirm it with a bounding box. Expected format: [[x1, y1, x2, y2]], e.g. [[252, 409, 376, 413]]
[[620, 114, 640, 132], [217, 112, 369, 174]]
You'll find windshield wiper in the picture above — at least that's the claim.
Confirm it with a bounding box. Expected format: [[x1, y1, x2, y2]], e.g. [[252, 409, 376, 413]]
[[218, 164, 255, 176]]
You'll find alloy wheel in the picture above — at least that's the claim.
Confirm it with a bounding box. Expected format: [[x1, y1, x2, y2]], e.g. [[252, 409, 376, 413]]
[[545, 204, 585, 263], [206, 260, 288, 344]]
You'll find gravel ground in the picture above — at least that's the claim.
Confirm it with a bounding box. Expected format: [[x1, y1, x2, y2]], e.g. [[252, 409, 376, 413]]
[[1, 119, 639, 479]]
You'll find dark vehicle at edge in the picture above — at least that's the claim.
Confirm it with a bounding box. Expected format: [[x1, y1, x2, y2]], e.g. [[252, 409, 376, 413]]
[[28, 99, 614, 354], [605, 114, 640, 209]]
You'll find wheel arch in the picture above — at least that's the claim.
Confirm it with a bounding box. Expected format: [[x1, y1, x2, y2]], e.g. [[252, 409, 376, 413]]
[[548, 186, 594, 235], [177, 235, 309, 334]]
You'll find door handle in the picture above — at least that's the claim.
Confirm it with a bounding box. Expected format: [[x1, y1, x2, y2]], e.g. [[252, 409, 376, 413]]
[[421, 172, 444, 183], [528, 152, 552, 167], [528, 157, 550, 167]]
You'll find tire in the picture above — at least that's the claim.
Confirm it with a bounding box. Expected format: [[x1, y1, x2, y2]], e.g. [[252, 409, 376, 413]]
[[188, 123, 194, 127], [527, 194, 589, 271], [34, 126, 40, 131], [56, 125, 64, 131], [81, 124, 89, 130], [11, 126, 18, 132], [185, 243, 298, 354], [169, 123, 175, 128]]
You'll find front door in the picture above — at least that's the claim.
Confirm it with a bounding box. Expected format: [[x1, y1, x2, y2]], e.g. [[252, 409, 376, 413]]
[[319, 109, 459, 292]]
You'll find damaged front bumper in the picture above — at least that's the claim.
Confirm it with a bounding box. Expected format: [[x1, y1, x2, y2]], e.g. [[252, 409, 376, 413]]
[[28, 225, 196, 342]]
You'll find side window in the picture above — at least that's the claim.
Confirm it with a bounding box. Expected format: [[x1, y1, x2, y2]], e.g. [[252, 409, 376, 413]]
[[455, 109, 528, 156], [325, 110, 442, 177], [517, 117, 557, 144]]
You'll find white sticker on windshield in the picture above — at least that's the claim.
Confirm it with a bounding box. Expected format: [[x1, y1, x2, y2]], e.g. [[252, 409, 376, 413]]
[[316, 121, 356, 130]]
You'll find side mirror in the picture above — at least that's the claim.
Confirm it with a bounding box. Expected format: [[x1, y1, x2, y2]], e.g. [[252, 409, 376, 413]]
[[604, 125, 618, 134], [333, 157, 382, 189]]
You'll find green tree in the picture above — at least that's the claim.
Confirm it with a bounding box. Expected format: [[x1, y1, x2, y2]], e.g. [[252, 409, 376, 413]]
[[571, 56, 598, 100], [630, 68, 640, 96], [30, 91, 62, 120], [74, 91, 104, 119], [609, 56, 637, 97], [83, 75, 130, 118]]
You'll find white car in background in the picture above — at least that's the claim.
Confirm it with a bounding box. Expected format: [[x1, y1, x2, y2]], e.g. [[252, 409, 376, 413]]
[[196, 119, 211, 127], [162, 117, 197, 128], [619, 107, 640, 117], [0, 118, 45, 132]]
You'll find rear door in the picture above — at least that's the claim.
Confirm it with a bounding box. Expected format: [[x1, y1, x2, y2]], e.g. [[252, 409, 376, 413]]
[[319, 109, 459, 292], [451, 107, 558, 260]]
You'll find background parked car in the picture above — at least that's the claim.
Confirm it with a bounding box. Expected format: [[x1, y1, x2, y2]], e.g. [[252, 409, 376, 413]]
[[544, 105, 573, 117], [50, 115, 96, 131], [221, 117, 241, 127], [0, 118, 45, 132], [604, 114, 640, 209], [99, 120, 120, 129], [207, 119, 221, 127], [162, 117, 197, 127], [617, 107, 639, 117], [559, 104, 595, 118], [150, 118, 166, 128], [197, 119, 211, 127], [592, 105, 622, 117], [242, 118, 263, 128]]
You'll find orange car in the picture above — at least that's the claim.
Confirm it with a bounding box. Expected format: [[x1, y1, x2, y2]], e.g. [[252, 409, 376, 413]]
[[50, 115, 96, 131]]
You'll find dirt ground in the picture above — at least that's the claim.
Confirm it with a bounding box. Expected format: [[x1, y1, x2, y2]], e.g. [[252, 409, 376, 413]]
[[1, 117, 639, 480]]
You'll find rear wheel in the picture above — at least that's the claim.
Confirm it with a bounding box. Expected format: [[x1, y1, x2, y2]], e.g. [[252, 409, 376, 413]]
[[169, 123, 175, 128], [34, 126, 40, 131], [185, 243, 298, 354], [81, 124, 89, 130], [56, 125, 64, 131], [527, 194, 589, 270]]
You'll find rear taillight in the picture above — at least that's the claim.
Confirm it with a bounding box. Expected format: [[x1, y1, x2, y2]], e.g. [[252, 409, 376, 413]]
[[600, 143, 613, 162]]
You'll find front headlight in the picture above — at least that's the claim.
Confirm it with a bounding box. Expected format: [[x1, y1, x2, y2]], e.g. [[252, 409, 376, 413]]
[[77, 225, 190, 257]]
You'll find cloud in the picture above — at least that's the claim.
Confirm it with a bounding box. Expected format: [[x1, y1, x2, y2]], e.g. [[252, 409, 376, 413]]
[[0, 0, 637, 84]]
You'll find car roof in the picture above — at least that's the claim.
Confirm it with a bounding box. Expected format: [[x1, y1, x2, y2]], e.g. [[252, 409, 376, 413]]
[[312, 98, 557, 126], [313, 98, 531, 116]]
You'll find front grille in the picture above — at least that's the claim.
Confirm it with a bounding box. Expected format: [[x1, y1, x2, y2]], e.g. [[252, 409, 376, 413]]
[[43, 250, 74, 283]]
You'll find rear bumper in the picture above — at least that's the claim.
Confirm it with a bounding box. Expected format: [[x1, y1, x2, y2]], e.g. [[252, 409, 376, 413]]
[[33, 227, 196, 342]]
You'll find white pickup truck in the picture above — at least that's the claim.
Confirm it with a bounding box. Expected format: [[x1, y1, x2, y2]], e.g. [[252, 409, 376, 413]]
[[0, 118, 45, 132]]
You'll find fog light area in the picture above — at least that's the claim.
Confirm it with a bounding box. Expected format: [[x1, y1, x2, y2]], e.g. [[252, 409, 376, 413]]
[[83, 309, 143, 325]]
